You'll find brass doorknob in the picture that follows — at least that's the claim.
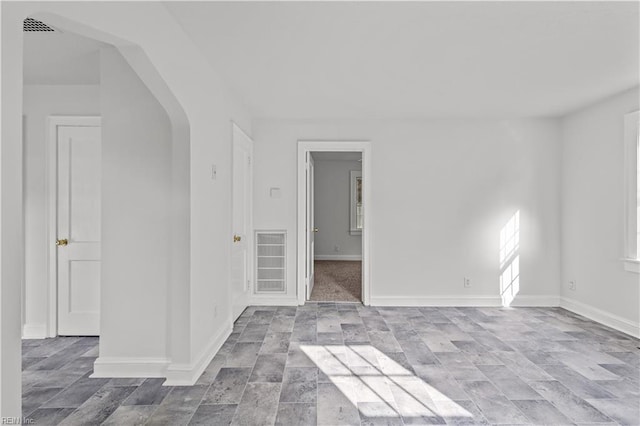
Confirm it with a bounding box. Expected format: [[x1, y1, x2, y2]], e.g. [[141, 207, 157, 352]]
[[56, 239, 68, 247], [313, 227, 319, 233], [233, 235, 242, 243]]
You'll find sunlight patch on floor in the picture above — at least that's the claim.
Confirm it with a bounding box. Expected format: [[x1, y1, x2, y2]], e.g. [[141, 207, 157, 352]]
[[300, 344, 472, 420]]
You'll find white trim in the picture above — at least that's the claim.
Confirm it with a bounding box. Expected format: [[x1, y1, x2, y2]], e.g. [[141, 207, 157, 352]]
[[22, 323, 48, 339], [315, 255, 362, 261], [91, 357, 170, 379], [370, 295, 559, 307], [623, 111, 639, 263], [560, 296, 640, 338], [297, 141, 372, 306], [46, 116, 101, 338], [623, 258, 640, 273], [164, 322, 233, 386], [248, 296, 300, 306], [508, 295, 560, 307], [370, 295, 502, 307]]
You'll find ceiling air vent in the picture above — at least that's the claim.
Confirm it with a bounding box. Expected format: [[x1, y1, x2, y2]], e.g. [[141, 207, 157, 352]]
[[23, 18, 56, 32]]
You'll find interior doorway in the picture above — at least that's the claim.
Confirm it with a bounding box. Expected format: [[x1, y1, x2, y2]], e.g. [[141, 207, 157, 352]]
[[231, 122, 254, 321], [297, 141, 371, 305], [22, 22, 107, 338], [308, 152, 363, 302], [50, 117, 102, 336]]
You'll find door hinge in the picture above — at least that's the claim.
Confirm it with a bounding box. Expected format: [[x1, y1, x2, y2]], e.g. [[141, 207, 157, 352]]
[[248, 156, 251, 165]]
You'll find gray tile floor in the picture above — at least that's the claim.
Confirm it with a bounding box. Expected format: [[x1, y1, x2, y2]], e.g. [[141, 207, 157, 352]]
[[22, 304, 640, 425]]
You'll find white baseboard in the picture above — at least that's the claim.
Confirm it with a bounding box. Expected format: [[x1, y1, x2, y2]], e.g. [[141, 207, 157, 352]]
[[370, 295, 502, 307], [315, 255, 362, 261], [164, 322, 232, 386], [91, 357, 170, 378], [370, 294, 559, 308], [509, 295, 560, 307], [248, 296, 300, 306], [22, 323, 48, 339], [560, 296, 640, 338]]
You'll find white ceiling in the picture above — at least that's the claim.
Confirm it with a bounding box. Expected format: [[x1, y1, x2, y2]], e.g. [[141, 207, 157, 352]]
[[23, 28, 105, 85], [166, 1, 639, 120]]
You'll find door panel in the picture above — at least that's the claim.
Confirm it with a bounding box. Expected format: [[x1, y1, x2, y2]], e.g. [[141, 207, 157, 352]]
[[306, 153, 315, 299], [57, 125, 101, 336], [231, 124, 253, 320]]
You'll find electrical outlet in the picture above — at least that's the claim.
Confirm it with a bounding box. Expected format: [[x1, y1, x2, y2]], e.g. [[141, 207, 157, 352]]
[[334, 245, 340, 252], [464, 277, 471, 288], [211, 164, 217, 180], [569, 280, 576, 291]]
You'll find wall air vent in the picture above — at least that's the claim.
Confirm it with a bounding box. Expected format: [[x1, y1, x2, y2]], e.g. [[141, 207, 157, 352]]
[[23, 18, 56, 32], [255, 231, 286, 293]]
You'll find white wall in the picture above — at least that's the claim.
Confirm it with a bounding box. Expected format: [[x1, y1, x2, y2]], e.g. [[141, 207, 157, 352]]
[[22, 85, 100, 338], [560, 87, 640, 336], [253, 119, 561, 305], [98, 47, 171, 363], [314, 159, 362, 259], [2, 3, 253, 402], [1, 6, 25, 416]]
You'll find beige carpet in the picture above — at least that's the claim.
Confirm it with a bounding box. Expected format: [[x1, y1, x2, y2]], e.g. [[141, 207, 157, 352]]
[[309, 260, 362, 302]]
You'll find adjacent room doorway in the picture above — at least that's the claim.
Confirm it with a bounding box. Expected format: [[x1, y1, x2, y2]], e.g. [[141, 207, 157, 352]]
[[297, 141, 371, 305]]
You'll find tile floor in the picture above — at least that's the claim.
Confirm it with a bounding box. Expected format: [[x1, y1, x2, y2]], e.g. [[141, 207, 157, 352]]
[[22, 304, 640, 425]]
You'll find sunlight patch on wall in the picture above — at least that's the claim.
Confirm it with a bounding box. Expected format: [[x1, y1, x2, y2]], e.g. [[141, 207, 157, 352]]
[[500, 210, 520, 307]]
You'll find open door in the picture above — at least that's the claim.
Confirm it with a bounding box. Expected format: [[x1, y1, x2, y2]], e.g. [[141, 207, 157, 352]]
[[231, 123, 253, 320], [305, 152, 316, 299]]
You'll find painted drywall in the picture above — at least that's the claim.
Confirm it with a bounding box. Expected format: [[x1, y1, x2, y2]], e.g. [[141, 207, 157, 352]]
[[313, 159, 362, 258], [253, 119, 562, 304], [22, 85, 100, 338], [560, 87, 640, 333], [99, 47, 172, 361], [3, 3, 252, 400]]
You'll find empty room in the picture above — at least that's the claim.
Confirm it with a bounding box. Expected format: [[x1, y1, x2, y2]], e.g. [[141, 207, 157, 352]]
[[1, 1, 639, 425]]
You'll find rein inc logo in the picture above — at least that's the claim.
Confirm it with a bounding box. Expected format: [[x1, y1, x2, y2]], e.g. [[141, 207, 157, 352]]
[[1, 418, 33, 425]]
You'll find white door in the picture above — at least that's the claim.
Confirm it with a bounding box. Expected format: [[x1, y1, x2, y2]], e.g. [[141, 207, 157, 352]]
[[305, 153, 316, 299], [56, 124, 101, 336], [231, 124, 253, 321]]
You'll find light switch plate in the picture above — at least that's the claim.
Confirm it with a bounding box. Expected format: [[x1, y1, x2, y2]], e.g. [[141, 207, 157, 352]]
[[270, 187, 282, 198]]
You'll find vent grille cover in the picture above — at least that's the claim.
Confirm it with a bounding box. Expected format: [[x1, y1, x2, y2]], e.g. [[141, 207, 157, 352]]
[[255, 231, 286, 293], [24, 18, 55, 32]]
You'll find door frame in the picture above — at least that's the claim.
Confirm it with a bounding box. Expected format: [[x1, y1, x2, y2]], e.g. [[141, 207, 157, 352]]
[[296, 140, 372, 305], [46, 116, 101, 337]]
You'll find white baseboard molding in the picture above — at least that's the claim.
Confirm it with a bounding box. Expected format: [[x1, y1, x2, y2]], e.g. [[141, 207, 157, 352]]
[[22, 323, 48, 339], [560, 296, 640, 339], [370, 295, 503, 307], [249, 296, 300, 306], [91, 357, 170, 379], [370, 294, 560, 308], [164, 322, 232, 386], [509, 295, 560, 307], [315, 255, 362, 261]]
